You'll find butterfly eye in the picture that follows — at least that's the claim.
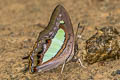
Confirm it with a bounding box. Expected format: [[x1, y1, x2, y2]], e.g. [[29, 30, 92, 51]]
[[60, 20, 64, 24]]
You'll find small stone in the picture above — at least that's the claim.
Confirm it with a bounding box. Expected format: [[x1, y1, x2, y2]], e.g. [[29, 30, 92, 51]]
[[88, 76, 94, 80], [116, 70, 120, 74], [111, 70, 120, 76]]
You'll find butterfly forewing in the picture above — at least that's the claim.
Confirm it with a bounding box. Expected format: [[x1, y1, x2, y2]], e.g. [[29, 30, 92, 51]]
[[28, 5, 74, 73]]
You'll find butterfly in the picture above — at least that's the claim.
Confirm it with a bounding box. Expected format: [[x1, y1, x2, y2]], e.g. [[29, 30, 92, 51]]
[[23, 4, 84, 73]]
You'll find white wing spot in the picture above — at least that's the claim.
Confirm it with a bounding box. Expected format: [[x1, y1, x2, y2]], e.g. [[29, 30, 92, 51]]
[[60, 20, 64, 24], [59, 14, 62, 17]]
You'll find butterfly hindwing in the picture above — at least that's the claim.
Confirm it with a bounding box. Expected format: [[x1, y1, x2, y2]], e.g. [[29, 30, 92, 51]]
[[27, 5, 74, 73]]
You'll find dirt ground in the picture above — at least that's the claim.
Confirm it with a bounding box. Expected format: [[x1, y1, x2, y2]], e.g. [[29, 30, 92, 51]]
[[0, 0, 120, 80]]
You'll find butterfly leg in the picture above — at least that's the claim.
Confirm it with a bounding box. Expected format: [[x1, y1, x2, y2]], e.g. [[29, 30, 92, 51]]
[[61, 52, 71, 74], [72, 22, 87, 68], [72, 48, 87, 68], [78, 58, 87, 68], [61, 61, 66, 74], [22, 55, 30, 72], [75, 22, 85, 42]]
